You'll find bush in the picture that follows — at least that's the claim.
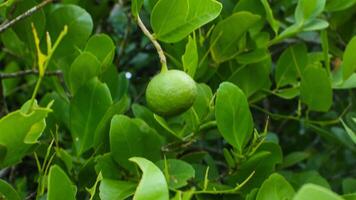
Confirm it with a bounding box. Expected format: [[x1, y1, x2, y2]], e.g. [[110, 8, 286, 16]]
[[0, 0, 355, 199]]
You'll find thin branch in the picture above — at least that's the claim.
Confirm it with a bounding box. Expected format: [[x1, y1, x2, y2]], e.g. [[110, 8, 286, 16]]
[[0, 69, 62, 79], [0, 0, 53, 34], [0, 77, 9, 116], [136, 16, 167, 72], [117, 12, 132, 68], [0, 69, 71, 99]]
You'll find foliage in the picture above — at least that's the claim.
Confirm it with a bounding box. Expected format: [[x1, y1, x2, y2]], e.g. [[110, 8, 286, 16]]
[[0, 0, 355, 199]]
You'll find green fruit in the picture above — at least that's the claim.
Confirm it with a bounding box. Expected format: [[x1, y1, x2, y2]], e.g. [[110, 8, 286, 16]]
[[146, 70, 197, 116]]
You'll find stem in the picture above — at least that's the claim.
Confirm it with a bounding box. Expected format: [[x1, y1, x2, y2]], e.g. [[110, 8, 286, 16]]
[[321, 30, 331, 77], [136, 16, 168, 72], [0, 0, 53, 33], [27, 76, 43, 113]]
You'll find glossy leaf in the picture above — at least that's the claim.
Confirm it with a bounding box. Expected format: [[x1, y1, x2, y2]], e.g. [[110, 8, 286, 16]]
[[109, 115, 162, 170], [326, 0, 356, 12], [47, 165, 76, 200], [0, 179, 21, 200], [302, 19, 329, 31], [93, 96, 131, 147], [130, 157, 169, 200], [99, 179, 136, 200], [300, 66, 332, 112], [342, 36, 356, 80], [283, 171, 331, 189], [215, 82, 253, 153], [256, 173, 295, 200], [0, 101, 51, 168], [342, 178, 356, 194], [280, 152, 310, 169], [295, 0, 326, 24], [229, 59, 271, 97], [182, 36, 198, 78], [70, 78, 112, 155], [192, 83, 213, 120], [293, 184, 343, 200], [68, 52, 101, 94], [210, 12, 261, 63], [156, 159, 195, 189], [84, 34, 116, 72], [275, 43, 308, 88], [341, 119, 356, 144], [260, 0, 280, 34], [151, 0, 222, 43], [47, 5, 93, 58]]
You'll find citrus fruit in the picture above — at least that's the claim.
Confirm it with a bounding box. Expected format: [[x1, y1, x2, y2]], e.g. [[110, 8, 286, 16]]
[[146, 69, 197, 116]]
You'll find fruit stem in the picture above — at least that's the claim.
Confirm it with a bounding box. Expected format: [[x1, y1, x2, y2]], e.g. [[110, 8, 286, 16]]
[[136, 15, 168, 72]]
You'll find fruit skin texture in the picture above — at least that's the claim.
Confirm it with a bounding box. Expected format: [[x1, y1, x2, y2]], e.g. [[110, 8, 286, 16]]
[[146, 70, 197, 116]]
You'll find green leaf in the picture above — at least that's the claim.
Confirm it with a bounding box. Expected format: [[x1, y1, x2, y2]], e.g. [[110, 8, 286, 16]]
[[69, 52, 101, 94], [260, 0, 280, 34], [215, 82, 253, 153], [192, 83, 213, 120], [0, 29, 26, 58], [235, 48, 270, 64], [48, 5, 93, 58], [99, 179, 136, 200], [273, 87, 300, 100], [151, 0, 222, 43], [326, 0, 356, 12], [293, 184, 343, 200], [280, 151, 310, 169], [229, 59, 271, 97], [47, 165, 76, 200], [70, 78, 112, 155], [93, 96, 131, 148], [12, 0, 46, 53], [131, 0, 145, 17], [109, 115, 163, 171], [275, 43, 308, 88], [295, 0, 326, 24], [95, 153, 121, 180], [129, 157, 169, 200], [302, 19, 329, 31], [229, 142, 283, 193], [210, 12, 261, 63], [283, 171, 330, 189], [300, 66, 332, 112], [156, 159, 195, 189], [343, 193, 356, 200], [343, 178, 356, 194], [256, 173, 295, 200], [342, 36, 356, 80], [132, 104, 175, 140], [56, 148, 73, 172], [24, 119, 46, 144], [0, 179, 21, 200], [341, 119, 356, 144], [182, 36, 198, 78], [0, 101, 51, 167], [84, 34, 116, 72]]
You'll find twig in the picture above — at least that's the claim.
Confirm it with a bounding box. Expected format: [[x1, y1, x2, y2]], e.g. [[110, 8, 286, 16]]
[[0, 69, 62, 79], [117, 12, 132, 68], [0, 69, 71, 98], [0, 0, 53, 33], [0, 77, 9, 116], [136, 16, 167, 72]]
